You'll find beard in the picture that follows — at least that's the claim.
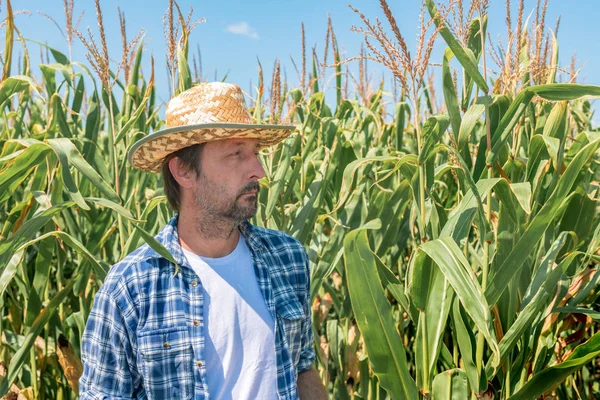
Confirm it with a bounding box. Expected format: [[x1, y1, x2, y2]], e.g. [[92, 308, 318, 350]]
[[192, 171, 260, 232]]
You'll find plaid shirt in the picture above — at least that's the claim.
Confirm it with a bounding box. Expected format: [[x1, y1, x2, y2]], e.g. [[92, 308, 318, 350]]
[[79, 214, 315, 400]]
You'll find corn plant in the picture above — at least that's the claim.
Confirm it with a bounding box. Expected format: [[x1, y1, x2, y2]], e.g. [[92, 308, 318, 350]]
[[0, 0, 599, 399]]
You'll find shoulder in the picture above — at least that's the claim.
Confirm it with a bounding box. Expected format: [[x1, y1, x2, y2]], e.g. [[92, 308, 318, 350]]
[[250, 225, 308, 263], [96, 243, 165, 309], [248, 225, 311, 295]]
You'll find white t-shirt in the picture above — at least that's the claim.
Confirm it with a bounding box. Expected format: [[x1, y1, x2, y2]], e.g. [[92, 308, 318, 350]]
[[182, 234, 278, 400]]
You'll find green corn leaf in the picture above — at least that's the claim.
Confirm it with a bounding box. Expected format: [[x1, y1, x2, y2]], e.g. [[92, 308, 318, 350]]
[[332, 155, 414, 214], [419, 115, 450, 164], [373, 252, 417, 323], [0, 141, 51, 204], [16, 231, 107, 282], [545, 31, 559, 84], [0, 75, 36, 109], [291, 145, 333, 244], [508, 331, 600, 400], [173, 3, 192, 94], [45, 138, 89, 210], [485, 251, 578, 379], [553, 306, 600, 322], [407, 249, 435, 312], [488, 89, 535, 165], [344, 229, 419, 399], [114, 93, 151, 144], [0, 277, 76, 398], [415, 266, 454, 389], [488, 84, 600, 165], [532, 83, 600, 101], [134, 224, 178, 267], [442, 48, 461, 141], [451, 298, 480, 392], [71, 75, 85, 123], [432, 369, 469, 400], [458, 103, 485, 151], [2, 0, 14, 81], [0, 250, 23, 299], [27, 39, 70, 65], [440, 178, 500, 244], [420, 237, 500, 370], [334, 39, 342, 108], [486, 137, 600, 305], [311, 51, 319, 94], [0, 201, 75, 276], [265, 138, 295, 218], [129, 39, 145, 88], [31, 237, 53, 296], [46, 138, 121, 203], [426, 0, 488, 93], [85, 197, 139, 221]]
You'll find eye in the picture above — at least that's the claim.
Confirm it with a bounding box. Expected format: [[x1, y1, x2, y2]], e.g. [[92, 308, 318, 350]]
[[232, 150, 242, 156]]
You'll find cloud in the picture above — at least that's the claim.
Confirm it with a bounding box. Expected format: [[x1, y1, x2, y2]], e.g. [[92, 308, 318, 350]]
[[226, 22, 259, 40]]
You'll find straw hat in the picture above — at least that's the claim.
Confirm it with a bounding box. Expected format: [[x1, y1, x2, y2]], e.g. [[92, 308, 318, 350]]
[[128, 82, 296, 172]]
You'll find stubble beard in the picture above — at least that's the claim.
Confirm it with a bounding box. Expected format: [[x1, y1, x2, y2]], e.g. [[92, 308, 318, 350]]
[[192, 172, 260, 238]]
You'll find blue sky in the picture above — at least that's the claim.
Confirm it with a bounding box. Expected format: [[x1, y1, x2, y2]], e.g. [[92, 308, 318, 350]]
[[11, 0, 600, 122]]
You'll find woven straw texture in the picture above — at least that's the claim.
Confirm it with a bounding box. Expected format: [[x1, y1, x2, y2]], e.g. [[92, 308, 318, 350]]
[[129, 82, 295, 172]]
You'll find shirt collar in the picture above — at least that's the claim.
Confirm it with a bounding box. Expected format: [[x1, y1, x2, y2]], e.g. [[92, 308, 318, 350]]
[[153, 213, 265, 268]]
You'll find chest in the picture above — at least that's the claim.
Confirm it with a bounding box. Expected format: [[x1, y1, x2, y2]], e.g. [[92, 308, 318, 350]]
[[131, 259, 306, 400]]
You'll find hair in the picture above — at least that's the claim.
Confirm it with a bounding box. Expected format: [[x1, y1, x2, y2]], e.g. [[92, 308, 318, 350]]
[[161, 143, 205, 211]]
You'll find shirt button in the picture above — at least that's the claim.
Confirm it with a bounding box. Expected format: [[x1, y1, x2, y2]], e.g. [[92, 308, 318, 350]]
[[163, 342, 170, 348], [197, 361, 203, 367], [193, 319, 199, 326], [191, 280, 198, 287]]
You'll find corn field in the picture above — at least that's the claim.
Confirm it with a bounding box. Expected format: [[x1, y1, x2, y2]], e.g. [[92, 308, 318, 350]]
[[1, 0, 600, 398]]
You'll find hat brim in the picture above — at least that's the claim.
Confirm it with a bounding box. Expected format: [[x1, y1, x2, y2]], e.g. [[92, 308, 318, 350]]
[[128, 122, 297, 172]]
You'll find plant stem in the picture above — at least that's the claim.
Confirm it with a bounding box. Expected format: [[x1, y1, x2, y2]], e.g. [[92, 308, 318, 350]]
[[475, 3, 494, 388], [411, 87, 426, 242], [107, 89, 126, 253], [412, 81, 430, 396], [30, 347, 37, 398], [505, 364, 511, 397], [452, 325, 459, 368], [476, 165, 492, 377], [421, 312, 430, 394], [57, 256, 64, 322], [108, 93, 120, 197]]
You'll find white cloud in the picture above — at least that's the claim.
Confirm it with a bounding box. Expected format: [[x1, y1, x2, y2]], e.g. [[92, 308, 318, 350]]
[[226, 22, 259, 40]]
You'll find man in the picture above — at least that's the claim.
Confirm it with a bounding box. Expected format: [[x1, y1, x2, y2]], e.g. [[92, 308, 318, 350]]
[[79, 82, 327, 400]]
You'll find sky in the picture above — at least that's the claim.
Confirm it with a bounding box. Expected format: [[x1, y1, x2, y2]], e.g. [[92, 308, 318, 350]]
[[8, 0, 600, 123]]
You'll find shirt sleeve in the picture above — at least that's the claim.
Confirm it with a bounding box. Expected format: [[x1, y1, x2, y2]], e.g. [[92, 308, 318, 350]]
[[297, 247, 316, 374], [78, 288, 143, 399]]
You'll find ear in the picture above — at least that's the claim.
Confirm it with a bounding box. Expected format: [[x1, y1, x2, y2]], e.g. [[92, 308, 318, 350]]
[[168, 157, 196, 189]]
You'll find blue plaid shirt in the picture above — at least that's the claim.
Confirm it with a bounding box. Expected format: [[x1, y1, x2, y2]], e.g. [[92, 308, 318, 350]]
[[79, 214, 315, 400]]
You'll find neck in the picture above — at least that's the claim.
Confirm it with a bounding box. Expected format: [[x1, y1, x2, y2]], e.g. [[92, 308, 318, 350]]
[[177, 207, 243, 258]]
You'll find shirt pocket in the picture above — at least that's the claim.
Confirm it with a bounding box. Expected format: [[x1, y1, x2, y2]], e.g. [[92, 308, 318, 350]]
[[137, 326, 195, 400]]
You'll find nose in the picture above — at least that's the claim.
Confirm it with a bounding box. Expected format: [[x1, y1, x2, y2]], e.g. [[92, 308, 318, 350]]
[[251, 152, 266, 180]]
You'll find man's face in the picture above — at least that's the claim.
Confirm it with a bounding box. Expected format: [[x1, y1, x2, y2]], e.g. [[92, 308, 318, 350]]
[[192, 138, 265, 224]]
